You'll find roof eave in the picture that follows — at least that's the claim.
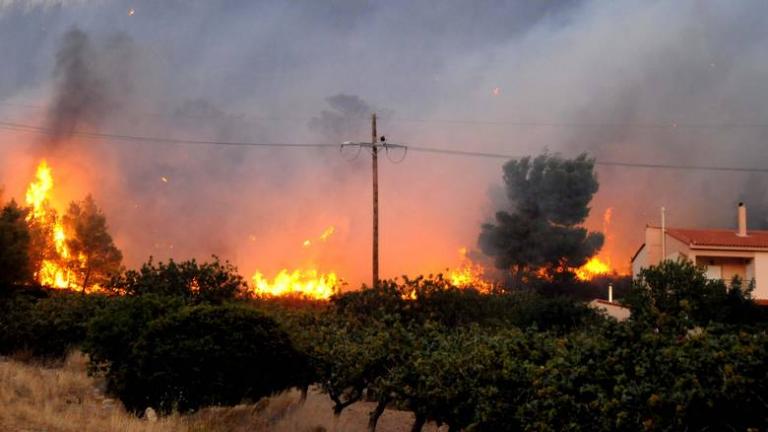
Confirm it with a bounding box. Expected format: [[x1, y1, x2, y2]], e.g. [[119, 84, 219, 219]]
[[688, 244, 768, 252]]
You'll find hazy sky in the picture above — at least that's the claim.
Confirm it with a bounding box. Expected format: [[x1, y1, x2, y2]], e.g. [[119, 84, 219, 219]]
[[1, 1, 767, 284]]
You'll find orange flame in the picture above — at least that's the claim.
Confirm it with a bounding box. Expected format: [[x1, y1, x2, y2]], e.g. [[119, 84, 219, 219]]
[[250, 226, 340, 300], [24, 160, 85, 290], [251, 269, 338, 299], [575, 257, 611, 281], [446, 247, 493, 292], [574, 207, 615, 280]]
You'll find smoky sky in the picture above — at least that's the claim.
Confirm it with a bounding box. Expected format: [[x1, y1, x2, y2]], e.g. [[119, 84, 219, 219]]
[[1, 0, 768, 280]]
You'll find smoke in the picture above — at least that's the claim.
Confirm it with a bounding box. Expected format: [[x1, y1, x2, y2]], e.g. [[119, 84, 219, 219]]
[[0, 0, 89, 10], [309, 94, 374, 142], [46, 27, 107, 142], [1, 0, 767, 282]]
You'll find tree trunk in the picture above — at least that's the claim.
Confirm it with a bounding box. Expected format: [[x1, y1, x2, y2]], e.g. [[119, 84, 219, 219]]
[[410, 414, 426, 432], [367, 398, 388, 432], [332, 408, 342, 432], [299, 385, 308, 405], [82, 266, 91, 294]]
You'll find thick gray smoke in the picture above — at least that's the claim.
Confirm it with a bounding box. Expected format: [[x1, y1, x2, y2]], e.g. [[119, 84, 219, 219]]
[[1, 0, 767, 280], [47, 27, 108, 142]]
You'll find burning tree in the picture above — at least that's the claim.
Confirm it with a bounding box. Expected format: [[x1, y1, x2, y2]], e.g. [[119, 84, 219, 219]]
[[24, 160, 122, 292], [479, 152, 604, 288], [62, 195, 122, 290]]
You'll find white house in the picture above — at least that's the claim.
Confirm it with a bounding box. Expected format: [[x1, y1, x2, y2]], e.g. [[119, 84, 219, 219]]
[[631, 203, 768, 304]]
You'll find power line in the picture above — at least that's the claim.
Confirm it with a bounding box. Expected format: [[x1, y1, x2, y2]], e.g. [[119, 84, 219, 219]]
[[386, 117, 768, 130], [2, 119, 767, 174], [407, 145, 768, 174], [5, 100, 768, 130], [0, 120, 337, 148]]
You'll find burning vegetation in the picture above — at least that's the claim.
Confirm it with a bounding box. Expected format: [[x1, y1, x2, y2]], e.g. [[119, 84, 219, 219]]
[[445, 247, 494, 292], [22, 160, 122, 292], [250, 225, 341, 300], [25, 160, 77, 289], [16, 153, 619, 298]]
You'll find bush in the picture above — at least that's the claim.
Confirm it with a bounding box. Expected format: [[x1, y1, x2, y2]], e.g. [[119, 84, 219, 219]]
[[107, 256, 248, 303], [506, 294, 597, 333], [85, 294, 183, 409], [0, 291, 107, 359], [519, 324, 768, 432], [87, 303, 304, 414], [625, 259, 765, 332], [332, 276, 597, 332]]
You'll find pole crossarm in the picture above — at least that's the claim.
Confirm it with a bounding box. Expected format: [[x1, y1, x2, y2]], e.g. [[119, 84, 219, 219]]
[[340, 142, 406, 150]]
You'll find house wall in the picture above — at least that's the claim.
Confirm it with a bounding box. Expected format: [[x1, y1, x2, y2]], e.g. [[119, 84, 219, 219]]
[[751, 253, 768, 300], [632, 246, 647, 279], [694, 256, 749, 282], [644, 227, 662, 266], [633, 227, 691, 275], [631, 228, 768, 301]]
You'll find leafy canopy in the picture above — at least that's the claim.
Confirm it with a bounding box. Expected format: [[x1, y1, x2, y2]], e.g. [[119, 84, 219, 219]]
[[479, 152, 603, 281], [107, 256, 248, 303], [0, 200, 33, 288], [63, 195, 123, 289], [625, 259, 762, 332]]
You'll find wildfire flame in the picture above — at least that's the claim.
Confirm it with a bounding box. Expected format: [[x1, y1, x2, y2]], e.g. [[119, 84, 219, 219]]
[[446, 247, 493, 292], [251, 269, 338, 299], [250, 225, 340, 300], [574, 207, 615, 280], [24, 160, 85, 290], [575, 257, 611, 281]]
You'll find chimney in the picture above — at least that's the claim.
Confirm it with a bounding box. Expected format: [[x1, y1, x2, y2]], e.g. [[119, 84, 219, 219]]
[[737, 202, 747, 237]]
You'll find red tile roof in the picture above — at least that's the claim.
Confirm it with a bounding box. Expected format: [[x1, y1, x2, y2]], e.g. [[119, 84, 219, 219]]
[[665, 228, 768, 249]]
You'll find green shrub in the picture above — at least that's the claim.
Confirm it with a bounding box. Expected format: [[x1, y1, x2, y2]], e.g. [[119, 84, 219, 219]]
[[87, 302, 305, 414], [85, 294, 184, 409], [332, 276, 597, 332], [521, 325, 768, 431], [107, 257, 247, 303], [626, 260, 765, 332], [0, 291, 106, 359]]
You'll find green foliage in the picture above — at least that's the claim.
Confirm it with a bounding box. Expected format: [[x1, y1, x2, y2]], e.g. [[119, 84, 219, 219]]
[[332, 277, 596, 332], [519, 324, 768, 432], [85, 294, 184, 407], [479, 152, 603, 284], [0, 200, 33, 289], [107, 256, 247, 303], [305, 314, 393, 416], [626, 259, 763, 332], [86, 302, 303, 414], [0, 291, 107, 359], [63, 195, 123, 290], [384, 325, 546, 432]]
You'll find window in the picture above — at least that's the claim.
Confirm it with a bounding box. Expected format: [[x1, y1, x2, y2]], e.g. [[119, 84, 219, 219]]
[[705, 264, 722, 280]]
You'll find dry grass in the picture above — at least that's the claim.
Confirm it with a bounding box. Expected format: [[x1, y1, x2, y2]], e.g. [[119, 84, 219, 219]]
[[0, 352, 185, 432], [0, 353, 443, 432]]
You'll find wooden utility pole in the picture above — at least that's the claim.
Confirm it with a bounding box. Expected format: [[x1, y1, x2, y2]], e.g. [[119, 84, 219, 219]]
[[371, 113, 379, 288], [340, 114, 406, 289]]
